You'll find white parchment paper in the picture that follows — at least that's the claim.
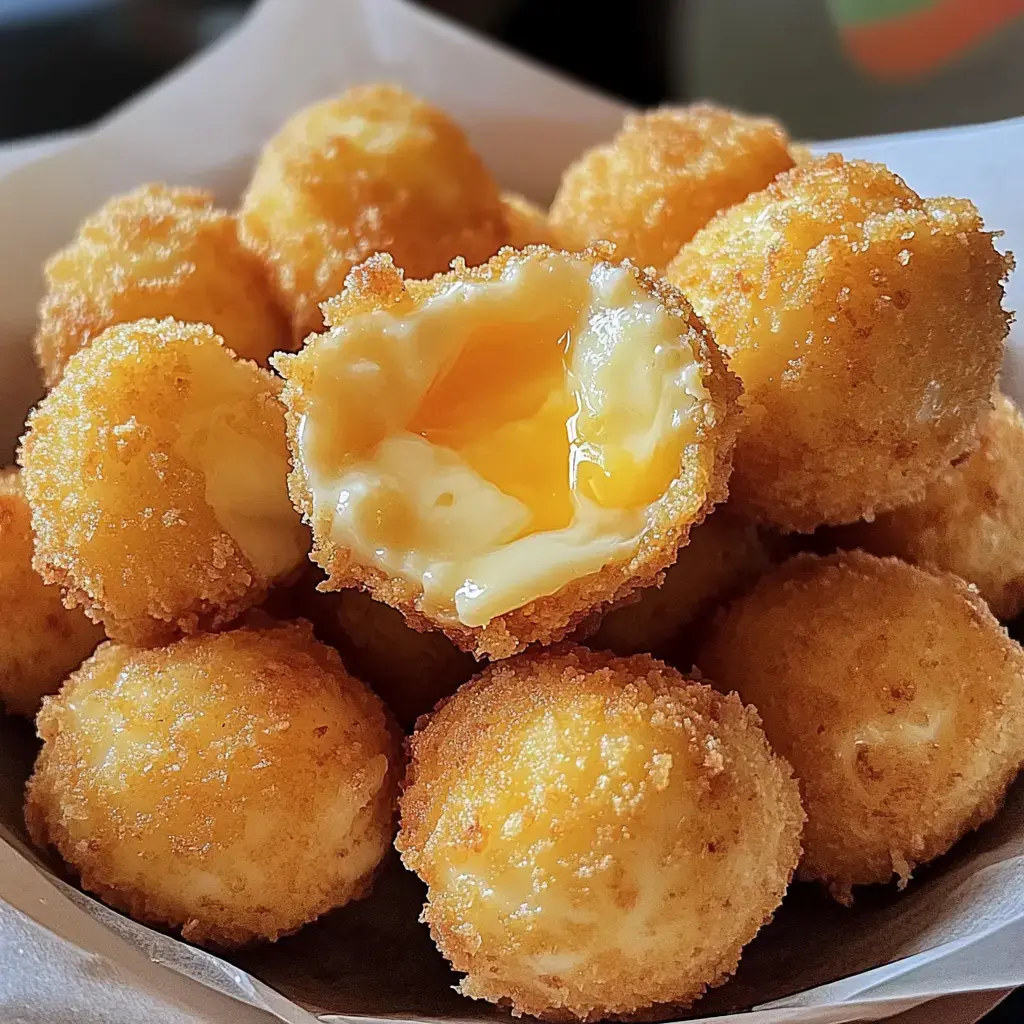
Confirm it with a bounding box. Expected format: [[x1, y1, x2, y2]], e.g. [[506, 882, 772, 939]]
[[0, 1, 1022, 1022]]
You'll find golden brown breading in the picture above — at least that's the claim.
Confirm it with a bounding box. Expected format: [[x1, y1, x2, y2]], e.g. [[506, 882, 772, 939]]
[[549, 104, 794, 271], [698, 551, 1024, 902], [0, 469, 104, 716], [25, 622, 400, 947], [397, 646, 803, 1021], [238, 83, 506, 342], [499, 191, 559, 249], [834, 393, 1024, 619], [19, 318, 309, 645], [273, 245, 741, 660], [34, 184, 289, 387], [667, 155, 1012, 532]]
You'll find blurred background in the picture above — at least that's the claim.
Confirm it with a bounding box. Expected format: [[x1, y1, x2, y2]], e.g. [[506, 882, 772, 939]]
[[0, 1, 1021, 1022]]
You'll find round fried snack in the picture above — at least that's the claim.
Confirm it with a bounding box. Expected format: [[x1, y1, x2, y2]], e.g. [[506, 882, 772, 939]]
[[239, 83, 506, 342], [499, 192, 559, 249], [835, 394, 1024, 620], [34, 184, 289, 387], [0, 469, 104, 717], [273, 245, 740, 660], [667, 155, 1012, 532], [25, 622, 399, 947], [549, 104, 794, 271], [586, 510, 772, 659], [397, 646, 803, 1021], [20, 318, 309, 646], [698, 551, 1024, 902]]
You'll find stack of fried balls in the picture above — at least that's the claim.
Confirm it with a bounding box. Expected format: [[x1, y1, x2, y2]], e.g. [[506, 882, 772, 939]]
[[2, 82, 1023, 1021]]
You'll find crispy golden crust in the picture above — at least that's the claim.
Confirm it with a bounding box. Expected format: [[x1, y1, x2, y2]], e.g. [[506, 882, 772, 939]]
[[397, 646, 804, 1021], [238, 83, 506, 343], [273, 244, 742, 660], [25, 621, 401, 948], [0, 469, 104, 716], [499, 191, 559, 249], [667, 155, 1012, 532], [34, 184, 290, 387], [835, 394, 1024, 619], [697, 551, 1024, 902], [19, 318, 308, 646], [549, 104, 794, 271]]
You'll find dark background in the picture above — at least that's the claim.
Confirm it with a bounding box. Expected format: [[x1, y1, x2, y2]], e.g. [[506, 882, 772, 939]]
[[0, 0, 1020, 1021]]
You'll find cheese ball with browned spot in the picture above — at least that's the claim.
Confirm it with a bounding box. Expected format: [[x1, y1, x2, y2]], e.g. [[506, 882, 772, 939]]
[[239, 84, 506, 342], [0, 469, 104, 717], [19, 318, 309, 646], [667, 155, 1011, 532], [549, 104, 794, 271], [698, 551, 1024, 903], [397, 646, 803, 1021], [25, 621, 400, 947], [34, 184, 290, 387]]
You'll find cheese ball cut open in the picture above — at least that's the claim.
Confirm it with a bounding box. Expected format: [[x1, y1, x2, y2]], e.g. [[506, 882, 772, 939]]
[[274, 246, 740, 660], [835, 394, 1024, 620], [239, 83, 506, 342], [550, 104, 795, 271], [25, 622, 400, 947], [397, 647, 804, 1021], [0, 469, 104, 717], [698, 551, 1024, 902], [34, 184, 289, 387], [667, 155, 1012, 532], [20, 318, 309, 646]]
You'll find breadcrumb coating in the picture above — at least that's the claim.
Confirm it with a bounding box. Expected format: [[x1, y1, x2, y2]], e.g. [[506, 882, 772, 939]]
[[550, 104, 794, 271], [667, 155, 1012, 532], [499, 192, 559, 249], [273, 245, 741, 660], [34, 184, 290, 387], [19, 318, 309, 645], [0, 469, 104, 716], [398, 646, 803, 1021], [239, 83, 506, 342], [835, 394, 1024, 619], [25, 621, 400, 947], [698, 551, 1024, 902]]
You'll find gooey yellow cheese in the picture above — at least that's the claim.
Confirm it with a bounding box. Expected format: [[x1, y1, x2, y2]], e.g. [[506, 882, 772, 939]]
[[299, 251, 708, 626]]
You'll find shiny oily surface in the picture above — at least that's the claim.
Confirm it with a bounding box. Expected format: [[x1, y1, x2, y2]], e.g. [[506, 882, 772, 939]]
[[397, 646, 804, 1021], [698, 551, 1024, 901], [25, 622, 400, 948], [19, 318, 309, 646], [274, 246, 738, 658]]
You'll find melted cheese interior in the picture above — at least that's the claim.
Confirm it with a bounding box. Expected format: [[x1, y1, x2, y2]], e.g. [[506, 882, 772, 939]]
[[299, 251, 708, 626]]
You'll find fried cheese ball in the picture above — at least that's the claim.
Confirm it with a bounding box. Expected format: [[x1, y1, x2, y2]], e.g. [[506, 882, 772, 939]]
[[274, 245, 740, 659], [397, 646, 803, 1021], [667, 155, 1012, 532], [239, 84, 506, 342], [549, 104, 794, 271], [25, 622, 399, 947], [499, 192, 559, 249], [20, 318, 309, 646], [0, 469, 104, 717], [34, 184, 289, 387], [586, 510, 771, 659], [835, 394, 1024, 620], [698, 551, 1024, 902]]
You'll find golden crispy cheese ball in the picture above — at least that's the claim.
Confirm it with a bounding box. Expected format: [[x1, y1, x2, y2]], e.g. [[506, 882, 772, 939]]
[[549, 104, 794, 271], [0, 470, 104, 717], [397, 646, 803, 1021], [586, 510, 772, 660], [667, 155, 1011, 532], [34, 184, 289, 387], [239, 83, 506, 342], [698, 551, 1024, 902], [274, 246, 740, 660], [19, 318, 309, 646], [499, 192, 559, 249], [836, 394, 1024, 620], [25, 622, 399, 947]]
